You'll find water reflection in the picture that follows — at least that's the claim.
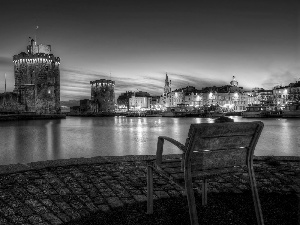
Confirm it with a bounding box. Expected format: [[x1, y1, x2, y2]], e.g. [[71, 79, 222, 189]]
[[0, 117, 299, 165]]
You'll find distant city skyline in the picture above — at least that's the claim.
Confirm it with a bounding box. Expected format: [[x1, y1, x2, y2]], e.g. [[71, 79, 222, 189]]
[[0, 0, 299, 101]]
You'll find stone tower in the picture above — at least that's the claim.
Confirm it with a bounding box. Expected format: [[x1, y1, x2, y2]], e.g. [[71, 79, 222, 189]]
[[13, 39, 60, 113], [90, 79, 115, 113]]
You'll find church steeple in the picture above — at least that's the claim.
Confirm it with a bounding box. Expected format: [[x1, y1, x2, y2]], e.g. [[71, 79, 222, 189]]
[[164, 72, 171, 95]]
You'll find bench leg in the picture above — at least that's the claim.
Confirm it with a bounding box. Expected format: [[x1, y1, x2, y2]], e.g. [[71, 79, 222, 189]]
[[147, 165, 153, 214], [202, 179, 208, 206], [248, 166, 264, 225], [186, 178, 199, 225]]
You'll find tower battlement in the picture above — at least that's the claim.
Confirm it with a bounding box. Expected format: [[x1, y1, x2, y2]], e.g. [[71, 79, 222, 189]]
[[13, 53, 60, 65], [90, 79, 115, 86]]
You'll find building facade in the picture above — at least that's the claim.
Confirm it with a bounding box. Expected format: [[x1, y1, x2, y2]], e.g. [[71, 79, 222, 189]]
[[128, 91, 151, 110]]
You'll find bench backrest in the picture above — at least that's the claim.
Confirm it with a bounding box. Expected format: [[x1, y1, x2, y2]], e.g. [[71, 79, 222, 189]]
[[184, 122, 264, 170]]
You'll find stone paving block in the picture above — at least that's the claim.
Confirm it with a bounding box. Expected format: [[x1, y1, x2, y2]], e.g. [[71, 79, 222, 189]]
[[167, 189, 182, 197], [80, 182, 94, 190], [37, 222, 50, 225], [133, 195, 147, 202], [14, 174, 30, 185], [64, 208, 81, 220], [17, 206, 34, 216], [26, 185, 42, 194], [49, 195, 63, 203], [0, 217, 10, 225], [209, 188, 219, 193], [93, 182, 108, 189], [224, 183, 234, 188], [77, 208, 90, 217], [25, 199, 42, 207], [85, 202, 99, 212], [28, 215, 44, 224], [155, 191, 170, 198], [116, 190, 131, 198], [40, 199, 54, 207], [12, 187, 30, 199], [41, 213, 63, 225], [7, 214, 26, 224], [93, 196, 106, 205], [106, 197, 124, 208], [238, 184, 248, 190], [99, 188, 116, 197], [7, 199, 22, 208], [77, 194, 92, 203], [61, 194, 76, 203], [0, 206, 15, 216], [43, 188, 57, 195], [70, 200, 84, 210], [35, 193, 49, 200], [88, 189, 99, 198], [70, 187, 85, 195], [56, 213, 71, 223], [120, 198, 136, 205], [97, 204, 110, 212], [55, 202, 71, 211], [128, 189, 143, 195], [231, 188, 243, 193], [291, 185, 300, 193], [57, 188, 71, 195], [33, 205, 49, 214]]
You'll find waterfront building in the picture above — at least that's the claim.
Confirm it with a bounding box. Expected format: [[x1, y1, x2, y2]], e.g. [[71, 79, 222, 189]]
[[273, 80, 300, 107], [184, 92, 203, 108], [287, 80, 300, 103], [117, 91, 134, 111], [159, 75, 248, 112], [0, 38, 61, 114], [150, 96, 161, 110], [200, 76, 247, 112], [128, 91, 151, 110], [90, 79, 115, 112], [169, 90, 185, 107], [80, 99, 91, 113]]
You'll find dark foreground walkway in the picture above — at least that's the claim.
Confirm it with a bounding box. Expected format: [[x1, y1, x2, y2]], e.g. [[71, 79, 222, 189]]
[[0, 155, 299, 225]]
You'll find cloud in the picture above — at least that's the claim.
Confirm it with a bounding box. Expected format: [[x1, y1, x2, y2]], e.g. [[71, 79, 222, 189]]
[[166, 72, 228, 90], [261, 69, 300, 89], [60, 67, 111, 100], [60, 67, 233, 100]]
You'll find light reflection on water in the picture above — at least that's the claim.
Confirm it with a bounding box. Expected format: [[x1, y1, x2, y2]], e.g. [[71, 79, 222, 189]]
[[0, 117, 299, 165]]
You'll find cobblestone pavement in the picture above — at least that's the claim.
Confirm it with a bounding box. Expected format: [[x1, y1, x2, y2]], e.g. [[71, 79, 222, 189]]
[[0, 156, 299, 225]]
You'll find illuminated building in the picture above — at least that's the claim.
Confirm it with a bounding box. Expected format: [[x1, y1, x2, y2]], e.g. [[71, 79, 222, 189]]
[[0, 38, 61, 114], [90, 79, 115, 112]]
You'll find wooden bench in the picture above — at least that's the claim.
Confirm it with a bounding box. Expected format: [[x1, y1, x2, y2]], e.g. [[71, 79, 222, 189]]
[[147, 122, 264, 225]]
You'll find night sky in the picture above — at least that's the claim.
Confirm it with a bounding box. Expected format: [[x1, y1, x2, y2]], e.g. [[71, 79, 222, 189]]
[[0, 0, 299, 100]]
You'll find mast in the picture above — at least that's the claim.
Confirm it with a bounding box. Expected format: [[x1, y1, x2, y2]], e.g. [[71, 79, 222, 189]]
[[4, 73, 6, 93]]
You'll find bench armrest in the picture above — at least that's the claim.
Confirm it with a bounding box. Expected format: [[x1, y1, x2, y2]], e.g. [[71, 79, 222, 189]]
[[156, 136, 186, 165]]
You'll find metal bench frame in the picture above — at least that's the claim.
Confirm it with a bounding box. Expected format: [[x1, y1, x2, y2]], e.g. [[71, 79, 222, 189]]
[[147, 122, 264, 225]]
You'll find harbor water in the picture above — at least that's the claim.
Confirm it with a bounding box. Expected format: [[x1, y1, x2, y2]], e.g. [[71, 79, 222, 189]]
[[0, 116, 299, 165]]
